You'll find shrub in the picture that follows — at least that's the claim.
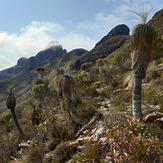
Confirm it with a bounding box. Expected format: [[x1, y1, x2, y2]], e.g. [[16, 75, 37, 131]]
[[0, 131, 22, 162], [32, 83, 49, 102], [71, 143, 101, 163], [143, 85, 162, 106], [76, 98, 98, 122], [48, 111, 78, 148], [74, 70, 92, 85], [23, 144, 45, 163], [101, 122, 163, 163], [50, 142, 78, 163]]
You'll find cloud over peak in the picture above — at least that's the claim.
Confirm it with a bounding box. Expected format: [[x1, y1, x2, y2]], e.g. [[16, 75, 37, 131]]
[[0, 20, 97, 71]]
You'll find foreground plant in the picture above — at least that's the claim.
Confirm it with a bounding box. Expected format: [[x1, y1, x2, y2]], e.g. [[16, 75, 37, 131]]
[[6, 85, 23, 134], [131, 7, 156, 120]]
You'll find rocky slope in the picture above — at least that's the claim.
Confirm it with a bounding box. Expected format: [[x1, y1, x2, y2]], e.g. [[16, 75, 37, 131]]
[[0, 9, 162, 163]]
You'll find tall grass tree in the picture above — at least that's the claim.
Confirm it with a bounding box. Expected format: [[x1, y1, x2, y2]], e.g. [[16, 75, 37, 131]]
[[55, 74, 76, 113], [6, 85, 23, 134], [131, 7, 156, 121]]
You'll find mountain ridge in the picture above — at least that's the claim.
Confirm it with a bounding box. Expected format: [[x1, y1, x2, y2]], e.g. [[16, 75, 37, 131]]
[[71, 24, 130, 69]]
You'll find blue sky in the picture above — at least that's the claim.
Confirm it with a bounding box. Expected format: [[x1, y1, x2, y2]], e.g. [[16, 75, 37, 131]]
[[0, 0, 162, 71]]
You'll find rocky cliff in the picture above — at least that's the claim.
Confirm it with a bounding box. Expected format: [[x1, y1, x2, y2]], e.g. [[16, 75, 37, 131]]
[[96, 24, 130, 46], [72, 24, 130, 69]]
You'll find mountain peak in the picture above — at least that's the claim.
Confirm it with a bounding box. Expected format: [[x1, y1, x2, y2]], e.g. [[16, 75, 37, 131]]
[[96, 24, 130, 47], [17, 57, 28, 66]]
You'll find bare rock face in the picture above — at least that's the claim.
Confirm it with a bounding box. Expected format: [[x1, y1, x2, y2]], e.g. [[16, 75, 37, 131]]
[[96, 24, 130, 47]]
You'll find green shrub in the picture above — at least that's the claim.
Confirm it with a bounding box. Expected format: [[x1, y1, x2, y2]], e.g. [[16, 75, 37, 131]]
[[49, 111, 78, 145], [0, 131, 22, 162], [101, 122, 163, 163], [76, 98, 98, 122], [74, 70, 92, 85], [71, 143, 101, 163], [32, 83, 49, 102], [51, 142, 77, 163], [110, 91, 132, 110], [23, 144, 45, 163], [143, 85, 163, 106]]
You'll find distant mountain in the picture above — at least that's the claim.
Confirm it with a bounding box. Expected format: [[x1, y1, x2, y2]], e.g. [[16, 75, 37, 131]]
[[0, 45, 66, 92], [96, 24, 130, 47], [26, 45, 67, 72], [0, 45, 66, 79], [59, 48, 88, 67], [72, 24, 130, 69]]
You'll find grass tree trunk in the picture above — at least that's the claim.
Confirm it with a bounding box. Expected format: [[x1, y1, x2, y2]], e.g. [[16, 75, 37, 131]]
[[132, 75, 143, 120], [58, 96, 64, 111], [130, 7, 156, 121], [6, 87, 23, 134], [55, 74, 75, 113], [10, 108, 23, 134]]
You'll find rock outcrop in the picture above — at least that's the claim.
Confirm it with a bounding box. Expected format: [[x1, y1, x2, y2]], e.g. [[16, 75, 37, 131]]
[[96, 24, 130, 47], [72, 24, 130, 69]]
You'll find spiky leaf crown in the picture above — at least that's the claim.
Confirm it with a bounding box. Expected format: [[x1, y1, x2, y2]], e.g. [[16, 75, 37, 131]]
[[131, 23, 156, 50]]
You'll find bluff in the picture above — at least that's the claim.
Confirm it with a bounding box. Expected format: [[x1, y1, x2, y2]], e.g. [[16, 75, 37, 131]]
[[72, 24, 130, 69]]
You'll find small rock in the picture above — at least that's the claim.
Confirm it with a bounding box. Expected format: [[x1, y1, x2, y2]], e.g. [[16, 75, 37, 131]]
[[144, 111, 163, 122]]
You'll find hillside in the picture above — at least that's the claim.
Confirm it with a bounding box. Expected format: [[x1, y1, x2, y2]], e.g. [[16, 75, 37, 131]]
[[0, 9, 162, 162]]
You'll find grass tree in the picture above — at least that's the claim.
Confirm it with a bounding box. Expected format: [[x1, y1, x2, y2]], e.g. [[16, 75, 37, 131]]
[[6, 85, 23, 134], [55, 73, 76, 113], [35, 67, 45, 85], [131, 8, 156, 121]]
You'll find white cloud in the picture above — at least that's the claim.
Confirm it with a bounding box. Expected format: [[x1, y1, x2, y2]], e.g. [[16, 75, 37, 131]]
[[0, 21, 63, 71], [58, 33, 96, 51], [77, 12, 124, 39], [104, 0, 130, 3], [0, 55, 15, 70], [0, 21, 62, 59]]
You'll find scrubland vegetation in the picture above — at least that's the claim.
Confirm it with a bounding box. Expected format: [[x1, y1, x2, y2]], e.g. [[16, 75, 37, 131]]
[[0, 9, 163, 163]]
